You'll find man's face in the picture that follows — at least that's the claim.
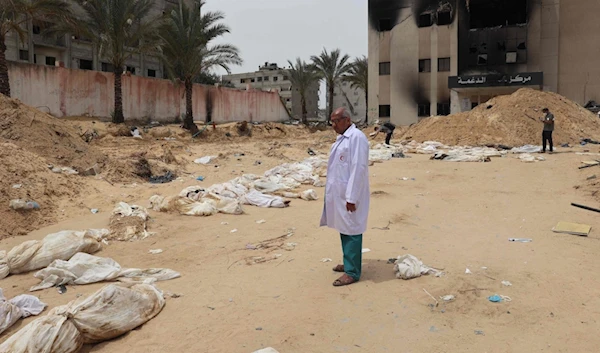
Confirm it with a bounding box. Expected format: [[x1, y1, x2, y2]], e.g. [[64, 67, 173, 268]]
[[331, 116, 350, 134]]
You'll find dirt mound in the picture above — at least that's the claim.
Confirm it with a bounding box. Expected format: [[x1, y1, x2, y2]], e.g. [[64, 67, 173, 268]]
[[402, 88, 600, 146], [0, 95, 107, 171], [0, 143, 84, 237]]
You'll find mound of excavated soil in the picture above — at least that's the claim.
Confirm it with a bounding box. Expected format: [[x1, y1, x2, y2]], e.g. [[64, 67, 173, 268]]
[[0, 95, 107, 171], [402, 88, 600, 146], [0, 143, 84, 238]]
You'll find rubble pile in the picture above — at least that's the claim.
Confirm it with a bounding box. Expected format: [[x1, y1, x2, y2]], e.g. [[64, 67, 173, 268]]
[[402, 88, 600, 146]]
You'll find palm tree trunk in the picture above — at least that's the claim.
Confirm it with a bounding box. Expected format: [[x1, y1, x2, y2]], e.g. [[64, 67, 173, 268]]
[[113, 69, 124, 123], [327, 82, 334, 123], [301, 94, 308, 125], [0, 38, 10, 97], [183, 78, 194, 129]]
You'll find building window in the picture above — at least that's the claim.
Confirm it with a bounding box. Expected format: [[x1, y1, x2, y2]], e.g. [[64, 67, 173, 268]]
[[378, 18, 393, 31], [437, 10, 452, 25], [45, 56, 56, 66], [437, 103, 450, 116], [33, 54, 37, 64], [438, 58, 450, 72], [32, 25, 41, 34], [379, 62, 391, 75], [418, 13, 432, 27], [379, 105, 391, 118], [418, 103, 430, 117], [264, 76, 269, 81], [257, 77, 263, 82], [250, 78, 255, 82], [273, 76, 278, 82], [240, 78, 245, 83], [471, 102, 479, 109], [477, 54, 488, 65], [419, 59, 431, 73], [19, 50, 28, 61], [79, 59, 93, 70], [283, 75, 289, 80], [101, 62, 113, 72], [147, 69, 156, 77], [126, 66, 136, 74]]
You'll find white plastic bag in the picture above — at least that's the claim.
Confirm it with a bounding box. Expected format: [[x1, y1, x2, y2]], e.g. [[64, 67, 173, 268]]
[[194, 156, 216, 165], [0, 289, 46, 336], [393, 254, 442, 280], [0, 284, 166, 352], [300, 189, 318, 201], [30, 253, 180, 291], [0, 229, 109, 279]]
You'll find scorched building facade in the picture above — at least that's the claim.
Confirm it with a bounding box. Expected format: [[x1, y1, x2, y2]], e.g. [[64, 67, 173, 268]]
[[368, 0, 600, 125]]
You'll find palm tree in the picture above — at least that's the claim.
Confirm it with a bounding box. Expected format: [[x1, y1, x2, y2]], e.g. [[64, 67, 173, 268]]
[[287, 58, 321, 125], [0, 0, 75, 97], [160, 0, 241, 133], [73, 0, 162, 123], [343, 56, 368, 124], [310, 48, 352, 123]]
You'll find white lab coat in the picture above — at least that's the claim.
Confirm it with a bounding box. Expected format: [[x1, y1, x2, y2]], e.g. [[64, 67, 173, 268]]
[[320, 124, 370, 235]]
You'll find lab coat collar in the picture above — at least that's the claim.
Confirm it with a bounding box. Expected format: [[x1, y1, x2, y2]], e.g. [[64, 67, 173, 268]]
[[337, 124, 356, 140]]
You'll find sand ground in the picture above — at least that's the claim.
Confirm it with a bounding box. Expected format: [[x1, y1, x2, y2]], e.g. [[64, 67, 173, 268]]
[[1, 137, 600, 353]]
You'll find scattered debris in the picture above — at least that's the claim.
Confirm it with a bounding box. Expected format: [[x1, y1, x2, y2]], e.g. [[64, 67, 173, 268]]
[[372, 221, 391, 230], [423, 288, 439, 307], [552, 221, 591, 236], [362, 248, 371, 253], [474, 330, 485, 336], [194, 156, 217, 165], [321, 258, 332, 263], [571, 203, 600, 214], [509, 238, 532, 243], [90, 208, 99, 214], [256, 219, 266, 224], [231, 229, 238, 233], [57, 285, 67, 294], [501, 281, 513, 287], [394, 254, 443, 279], [465, 268, 472, 274], [12, 184, 21, 189], [196, 176, 205, 181], [149, 171, 176, 184], [488, 294, 512, 303], [149, 249, 164, 254], [9, 199, 40, 210], [440, 295, 455, 302]]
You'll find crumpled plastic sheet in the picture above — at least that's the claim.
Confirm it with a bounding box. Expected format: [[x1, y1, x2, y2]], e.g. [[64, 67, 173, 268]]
[[0, 284, 165, 352], [518, 153, 545, 163], [0, 288, 46, 336], [510, 145, 542, 154], [0, 229, 109, 280], [30, 252, 180, 292], [393, 254, 443, 280]]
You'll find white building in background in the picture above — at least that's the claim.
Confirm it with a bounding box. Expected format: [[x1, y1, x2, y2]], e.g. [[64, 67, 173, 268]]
[[332, 80, 367, 122], [223, 62, 320, 121]]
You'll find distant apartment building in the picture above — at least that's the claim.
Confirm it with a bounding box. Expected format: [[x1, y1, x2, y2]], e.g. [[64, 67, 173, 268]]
[[4, 0, 194, 78], [332, 80, 367, 122], [223, 62, 320, 121], [368, 0, 600, 125]]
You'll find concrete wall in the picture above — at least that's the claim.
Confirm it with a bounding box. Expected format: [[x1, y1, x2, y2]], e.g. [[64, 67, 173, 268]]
[[7, 62, 289, 123], [558, 0, 600, 105]]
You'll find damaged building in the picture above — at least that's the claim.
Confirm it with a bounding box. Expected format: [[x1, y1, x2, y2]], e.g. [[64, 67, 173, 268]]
[[368, 0, 600, 125]]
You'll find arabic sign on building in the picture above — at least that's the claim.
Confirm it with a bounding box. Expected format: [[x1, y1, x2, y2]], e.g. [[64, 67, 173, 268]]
[[448, 72, 543, 89]]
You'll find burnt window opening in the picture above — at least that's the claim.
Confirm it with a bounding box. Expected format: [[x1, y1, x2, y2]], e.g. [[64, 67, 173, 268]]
[[126, 66, 136, 74], [477, 54, 488, 65], [250, 78, 255, 83], [418, 13, 433, 27], [468, 0, 527, 29], [379, 105, 391, 118], [101, 62, 113, 72], [437, 10, 452, 25], [379, 62, 391, 75], [419, 59, 431, 73], [273, 76, 278, 82], [147, 69, 156, 77], [240, 78, 245, 83], [257, 77, 263, 82], [438, 58, 451, 72], [418, 103, 430, 117], [45, 56, 56, 66], [19, 50, 29, 61], [517, 42, 527, 50], [378, 18, 393, 31], [437, 102, 450, 116], [79, 59, 93, 70]]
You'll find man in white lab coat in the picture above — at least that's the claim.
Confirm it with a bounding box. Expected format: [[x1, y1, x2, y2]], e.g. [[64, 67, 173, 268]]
[[320, 107, 370, 286]]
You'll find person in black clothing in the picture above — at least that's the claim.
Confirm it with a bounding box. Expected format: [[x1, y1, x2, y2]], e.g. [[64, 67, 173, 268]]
[[373, 122, 396, 145], [539, 108, 554, 153]]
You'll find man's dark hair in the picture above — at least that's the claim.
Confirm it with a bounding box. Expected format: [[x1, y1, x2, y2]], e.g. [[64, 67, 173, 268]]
[[542, 108, 549, 112]]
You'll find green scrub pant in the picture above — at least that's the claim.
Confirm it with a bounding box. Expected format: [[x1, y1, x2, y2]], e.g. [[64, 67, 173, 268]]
[[340, 233, 363, 281]]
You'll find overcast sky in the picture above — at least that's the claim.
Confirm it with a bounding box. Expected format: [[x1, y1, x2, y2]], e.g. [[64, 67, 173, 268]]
[[203, 0, 368, 108]]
